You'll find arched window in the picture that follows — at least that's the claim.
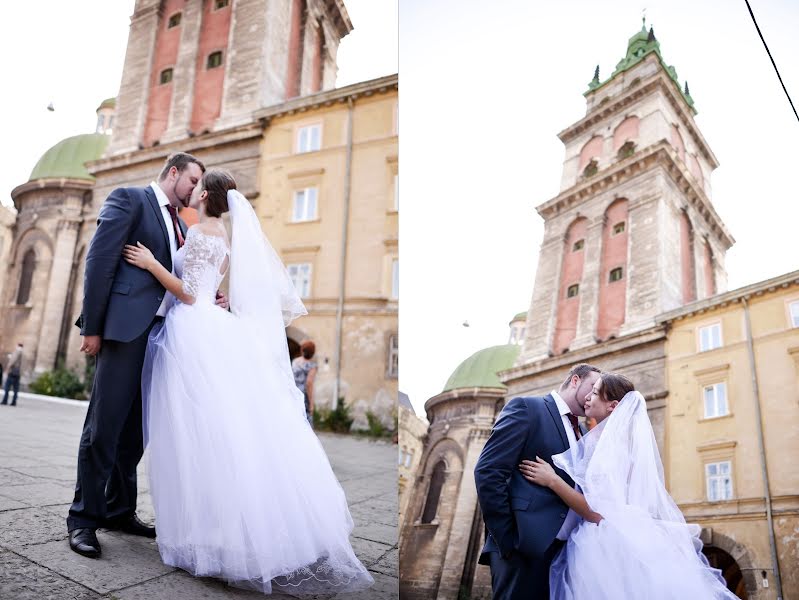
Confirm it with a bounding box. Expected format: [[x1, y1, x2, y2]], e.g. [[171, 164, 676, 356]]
[[16, 249, 35, 305], [167, 12, 181, 28], [421, 460, 446, 523]]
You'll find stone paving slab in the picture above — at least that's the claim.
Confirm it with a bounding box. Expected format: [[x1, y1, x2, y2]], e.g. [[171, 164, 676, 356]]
[[0, 397, 398, 598]]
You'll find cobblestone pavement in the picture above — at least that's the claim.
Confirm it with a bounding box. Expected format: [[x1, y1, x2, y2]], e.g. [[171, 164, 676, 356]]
[[0, 394, 397, 599]]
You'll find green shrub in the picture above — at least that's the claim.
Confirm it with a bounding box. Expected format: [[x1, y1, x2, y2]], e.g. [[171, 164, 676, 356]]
[[30, 367, 86, 400], [366, 411, 387, 437], [326, 400, 353, 433]]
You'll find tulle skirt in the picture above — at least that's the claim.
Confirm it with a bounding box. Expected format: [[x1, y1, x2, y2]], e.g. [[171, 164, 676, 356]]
[[141, 300, 373, 594], [550, 504, 738, 600]]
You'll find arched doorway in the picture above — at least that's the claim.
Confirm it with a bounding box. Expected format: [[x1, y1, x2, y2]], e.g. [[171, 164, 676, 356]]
[[703, 546, 747, 599]]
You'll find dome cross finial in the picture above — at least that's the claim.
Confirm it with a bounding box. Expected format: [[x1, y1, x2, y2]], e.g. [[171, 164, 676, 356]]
[[642, 8, 647, 31]]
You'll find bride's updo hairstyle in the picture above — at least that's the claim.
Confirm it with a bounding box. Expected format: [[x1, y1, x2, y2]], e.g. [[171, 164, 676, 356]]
[[598, 373, 635, 403], [202, 169, 237, 218]]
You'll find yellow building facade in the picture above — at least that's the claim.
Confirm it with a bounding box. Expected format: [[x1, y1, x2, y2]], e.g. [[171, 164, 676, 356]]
[[254, 75, 399, 428], [660, 270, 799, 600]]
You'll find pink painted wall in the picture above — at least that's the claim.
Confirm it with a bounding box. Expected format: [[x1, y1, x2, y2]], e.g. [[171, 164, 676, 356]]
[[143, 0, 183, 146], [578, 136, 604, 172], [553, 218, 588, 354], [680, 210, 696, 304], [596, 199, 629, 340], [670, 125, 685, 163], [189, 0, 233, 133], [613, 116, 639, 152], [285, 0, 307, 99]]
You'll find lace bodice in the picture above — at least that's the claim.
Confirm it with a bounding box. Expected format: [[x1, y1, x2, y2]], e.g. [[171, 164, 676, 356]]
[[175, 228, 229, 304]]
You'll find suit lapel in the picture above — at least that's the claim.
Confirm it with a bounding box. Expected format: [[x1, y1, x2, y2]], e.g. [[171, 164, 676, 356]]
[[144, 186, 172, 271], [544, 394, 569, 451]]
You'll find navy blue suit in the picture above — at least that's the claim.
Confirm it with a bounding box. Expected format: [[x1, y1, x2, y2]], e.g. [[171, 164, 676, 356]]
[[474, 395, 574, 600], [68, 186, 186, 532]]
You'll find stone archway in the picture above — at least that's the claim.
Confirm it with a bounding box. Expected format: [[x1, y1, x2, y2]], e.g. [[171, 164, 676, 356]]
[[701, 528, 758, 599]]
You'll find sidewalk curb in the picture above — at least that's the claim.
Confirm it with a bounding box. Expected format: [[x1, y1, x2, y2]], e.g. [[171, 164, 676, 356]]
[[13, 391, 88, 408]]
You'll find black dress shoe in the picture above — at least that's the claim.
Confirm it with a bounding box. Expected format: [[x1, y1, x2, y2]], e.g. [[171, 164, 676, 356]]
[[106, 513, 156, 538], [69, 528, 101, 558]]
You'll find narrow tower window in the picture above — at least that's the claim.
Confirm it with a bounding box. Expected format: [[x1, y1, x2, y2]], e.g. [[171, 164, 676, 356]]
[[207, 51, 223, 69], [572, 239, 585, 252], [421, 461, 446, 523], [609, 267, 623, 282], [215, 0, 230, 8], [612, 221, 626, 235], [159, 68, 173, 85], [16, 249, 35, 305], [167, 13, 181, 28], [567, 284, 579, 298]]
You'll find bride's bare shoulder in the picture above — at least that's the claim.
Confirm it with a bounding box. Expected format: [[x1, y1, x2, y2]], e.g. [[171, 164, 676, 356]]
[[189, 222, 227, 238]]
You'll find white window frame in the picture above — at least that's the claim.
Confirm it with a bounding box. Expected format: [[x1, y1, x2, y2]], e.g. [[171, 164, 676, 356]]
[[790, 300, 799, 328], [703, 382, 728, 418], [296, 124, 322, 153], [705, 460, 733, 501], [698, 323, 722, 352], [287, 263, 312, 298], [393, 173, 399, 211], [387, 334, 398, 379], [404, 450, 413, 468], [292, 187, 318, 222], [391, 258, 399, 300]]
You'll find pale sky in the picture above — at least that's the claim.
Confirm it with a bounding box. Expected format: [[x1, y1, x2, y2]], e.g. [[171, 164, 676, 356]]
[[399, 0, 799, 415], [0, 0, 397, 209]]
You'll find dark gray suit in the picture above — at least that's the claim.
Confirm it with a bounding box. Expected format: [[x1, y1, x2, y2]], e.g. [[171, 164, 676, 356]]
[[474, 395, 575, 600], [67, 186, 186, 532]]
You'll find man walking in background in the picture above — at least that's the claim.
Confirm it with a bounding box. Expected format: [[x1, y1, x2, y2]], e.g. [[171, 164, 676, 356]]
[[1, 343, 24, 406]]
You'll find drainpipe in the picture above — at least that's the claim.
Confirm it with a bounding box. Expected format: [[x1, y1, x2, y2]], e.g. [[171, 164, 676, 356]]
[[742, 297, 783, 600], [332, 96, 354, 410]]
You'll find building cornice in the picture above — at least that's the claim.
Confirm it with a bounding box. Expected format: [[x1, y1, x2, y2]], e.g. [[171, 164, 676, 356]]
[[657, 269, 799, 324], [559, 68, 718, 169], [86, 122, 265, 176], [11, 178, 94, 200], [502, 324, 667, 384], [535, 140, 734, 249], [424, 387, 506, 415], [254, 74, 398, 121]]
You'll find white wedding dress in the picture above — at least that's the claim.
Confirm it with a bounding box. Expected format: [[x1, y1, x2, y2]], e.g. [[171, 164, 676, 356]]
[[141, 191, 373, 594], [548, 391, 737, 600]]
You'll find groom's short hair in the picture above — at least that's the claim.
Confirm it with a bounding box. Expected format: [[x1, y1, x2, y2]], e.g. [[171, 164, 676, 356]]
[[158, 152, 206, 180], [560, 363, 601, 390]]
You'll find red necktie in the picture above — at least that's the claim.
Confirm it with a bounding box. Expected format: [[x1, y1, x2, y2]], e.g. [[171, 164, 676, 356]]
[[166, 205, 185, 249], [567, 413, 581, 441]]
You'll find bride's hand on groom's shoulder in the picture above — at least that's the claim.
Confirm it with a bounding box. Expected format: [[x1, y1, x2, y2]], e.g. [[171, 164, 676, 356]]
[[518, 456, 557, 488]]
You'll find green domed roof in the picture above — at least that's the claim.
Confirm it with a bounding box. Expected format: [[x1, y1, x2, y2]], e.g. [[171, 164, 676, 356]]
[[97, 97, 116, 111], [443, 344, 521, 393], [512, 311, 527, 322], [29, 133, 109, 182]]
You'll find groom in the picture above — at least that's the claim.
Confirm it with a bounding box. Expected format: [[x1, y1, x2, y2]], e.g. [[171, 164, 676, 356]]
[[67, 152, 228, 558], [474, 363, 601, 599]]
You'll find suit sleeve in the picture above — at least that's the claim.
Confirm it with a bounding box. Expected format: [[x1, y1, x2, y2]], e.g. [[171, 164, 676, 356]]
[[81, 188, 139, 336], [474, 396, 531, 556]]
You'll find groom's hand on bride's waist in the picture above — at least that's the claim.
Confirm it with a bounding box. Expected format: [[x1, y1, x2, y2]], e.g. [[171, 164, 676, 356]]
[[80, 335, 102, 357]]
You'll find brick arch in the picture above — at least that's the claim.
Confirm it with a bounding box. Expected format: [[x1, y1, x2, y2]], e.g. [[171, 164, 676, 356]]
[[553, 217, 588, 354], [596, 198, 629, 341], [613, 115, 640, 153], [578, 135, 604, 172]]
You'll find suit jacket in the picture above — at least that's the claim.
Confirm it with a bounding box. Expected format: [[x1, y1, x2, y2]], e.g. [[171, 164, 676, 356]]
[[474, 394, 575, 564], [77, 186, 187, 343]]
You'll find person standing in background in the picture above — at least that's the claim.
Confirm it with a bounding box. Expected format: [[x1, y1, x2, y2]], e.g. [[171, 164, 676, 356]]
[[2, 343, 24, 406], [292, 340, 318, 426]]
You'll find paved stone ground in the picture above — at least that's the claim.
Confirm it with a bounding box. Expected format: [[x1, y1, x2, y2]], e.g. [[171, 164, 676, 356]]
[[0, 394, 397, 599]]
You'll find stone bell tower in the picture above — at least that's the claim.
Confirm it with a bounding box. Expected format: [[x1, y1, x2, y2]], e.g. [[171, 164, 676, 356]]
[[107, 0, 352, 156], [519, 21, 734, 365]]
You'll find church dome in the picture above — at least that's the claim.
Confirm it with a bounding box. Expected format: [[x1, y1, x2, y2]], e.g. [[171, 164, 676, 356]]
[[29, 133, 109, 182], [442, 344, 521, 393]]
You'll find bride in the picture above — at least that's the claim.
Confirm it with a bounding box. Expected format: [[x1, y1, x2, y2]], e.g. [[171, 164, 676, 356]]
[[519, 373, 737, 599], [121, 169, 373, 594]]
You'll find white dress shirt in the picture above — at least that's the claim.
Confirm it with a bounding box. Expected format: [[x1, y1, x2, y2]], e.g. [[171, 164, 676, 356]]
[[150, 182, 178, 316], [551, 389, 582, 540]]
